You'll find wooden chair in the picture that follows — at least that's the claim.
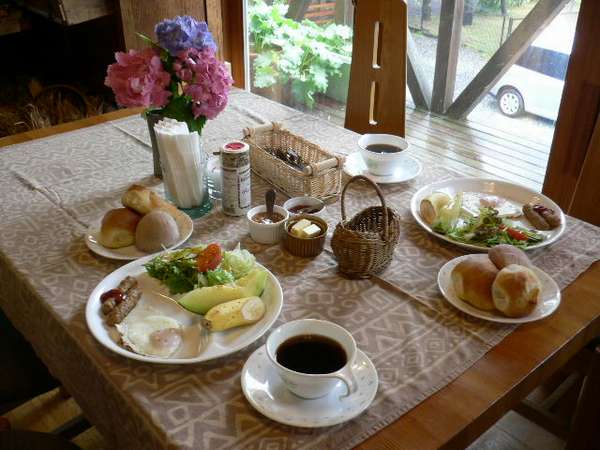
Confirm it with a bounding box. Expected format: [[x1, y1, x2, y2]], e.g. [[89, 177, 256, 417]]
[[345, 0, 407, 137]]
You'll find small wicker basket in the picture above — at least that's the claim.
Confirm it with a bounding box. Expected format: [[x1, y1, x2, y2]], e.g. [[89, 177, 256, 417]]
[[243, 122, 342, 200], [331, 175, 401, 278]]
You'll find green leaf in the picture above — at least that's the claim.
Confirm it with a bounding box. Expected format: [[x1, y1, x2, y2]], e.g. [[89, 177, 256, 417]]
[[160, 96, 207, 134]]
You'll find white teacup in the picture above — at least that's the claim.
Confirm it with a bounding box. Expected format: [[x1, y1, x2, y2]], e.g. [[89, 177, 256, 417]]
[[266, 319, 358, 399], [358, 133, 409, 176]]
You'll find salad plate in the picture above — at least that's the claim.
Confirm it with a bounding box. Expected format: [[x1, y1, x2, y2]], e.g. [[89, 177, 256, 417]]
[[438, 254, 561, 324], [344, 152, 422, 184], [410, 177, 566, 251], [84, 214, 193, 261], [86, 247, 283, 364]]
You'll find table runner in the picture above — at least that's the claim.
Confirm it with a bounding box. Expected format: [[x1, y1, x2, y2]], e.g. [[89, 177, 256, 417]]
[[0, 89, 599, 450]]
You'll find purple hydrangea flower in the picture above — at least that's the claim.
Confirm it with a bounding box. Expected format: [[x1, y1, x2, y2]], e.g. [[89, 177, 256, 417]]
[[155, 16, 217, 56]]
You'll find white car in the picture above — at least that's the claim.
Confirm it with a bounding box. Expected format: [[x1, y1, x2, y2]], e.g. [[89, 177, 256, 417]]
[[490, 20, 574, 121]]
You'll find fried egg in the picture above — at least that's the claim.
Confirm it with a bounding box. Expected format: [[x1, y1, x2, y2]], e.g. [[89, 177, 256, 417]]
[[116, 314, 183, 358], [461, 192, 522, 218]]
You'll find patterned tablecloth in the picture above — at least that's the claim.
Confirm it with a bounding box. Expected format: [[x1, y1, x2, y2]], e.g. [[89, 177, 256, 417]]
[[1, 89, 599, 450]]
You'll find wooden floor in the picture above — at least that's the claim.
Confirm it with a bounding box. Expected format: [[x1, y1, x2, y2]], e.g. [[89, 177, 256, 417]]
[[314, 103, 551, 192]]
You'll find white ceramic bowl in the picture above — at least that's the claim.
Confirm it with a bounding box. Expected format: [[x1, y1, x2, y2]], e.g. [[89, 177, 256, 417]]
[[283, 196, 326, 216], [247, 205, 289, 244], [358, 133, 409, 176]]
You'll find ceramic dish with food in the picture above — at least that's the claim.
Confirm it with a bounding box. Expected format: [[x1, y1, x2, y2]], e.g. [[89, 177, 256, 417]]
[[283, 196, 325, 216], [437, 247, 560, 324], [85, 185, 193, 260], [410, 178, 565, 251], [282, 215, 328, 257], [86, 243, 283, 364], [357, 133, 409, 176], [247, 205, 289, 244]]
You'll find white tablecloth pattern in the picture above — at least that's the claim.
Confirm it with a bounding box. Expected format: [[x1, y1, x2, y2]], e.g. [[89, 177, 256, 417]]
[[1, 90, 599, 449]]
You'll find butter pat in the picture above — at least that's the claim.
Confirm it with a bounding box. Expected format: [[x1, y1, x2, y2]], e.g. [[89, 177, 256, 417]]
[[291, 219, 312, 237], [299, 224, 322, 238]]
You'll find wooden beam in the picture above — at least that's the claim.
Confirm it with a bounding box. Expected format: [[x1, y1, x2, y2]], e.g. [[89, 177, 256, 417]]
[[205, 0, 224, 61], [407, 30, 431, 110], [446, 0, 569, 119], [220, 0, 245, 88], [431, 0, 464, 114]]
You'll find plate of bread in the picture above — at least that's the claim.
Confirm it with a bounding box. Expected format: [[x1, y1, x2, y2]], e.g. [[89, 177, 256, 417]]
[[85, 185, 193, 260], [438, 245, 560, 323]]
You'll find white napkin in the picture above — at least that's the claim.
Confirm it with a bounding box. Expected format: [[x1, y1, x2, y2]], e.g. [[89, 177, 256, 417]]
[[154, 119, 207, 209]]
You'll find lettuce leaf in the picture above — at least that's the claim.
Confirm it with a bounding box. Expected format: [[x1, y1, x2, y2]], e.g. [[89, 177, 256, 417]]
[[221, 244, 256, 279], [206, 268, 235, 286], [433, 192, 463, 234]]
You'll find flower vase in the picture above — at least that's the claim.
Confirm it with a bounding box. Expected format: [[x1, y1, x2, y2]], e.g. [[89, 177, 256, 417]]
[[146, 112, 164, 178]]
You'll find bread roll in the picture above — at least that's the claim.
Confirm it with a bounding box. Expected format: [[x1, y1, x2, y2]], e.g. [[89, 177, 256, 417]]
[[492, 264, 540, 317], [135, 210, 179, 252], [488, 244, 532, 270], [99, 208, 141, 248], [121, 185, 188, 232], [451, 258, 499, 311]]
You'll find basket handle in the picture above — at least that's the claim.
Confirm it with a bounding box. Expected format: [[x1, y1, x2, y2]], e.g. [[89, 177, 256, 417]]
[[340, 175, 389, 241], [243, 122, 280, 139], [303, 156, 340, 175]]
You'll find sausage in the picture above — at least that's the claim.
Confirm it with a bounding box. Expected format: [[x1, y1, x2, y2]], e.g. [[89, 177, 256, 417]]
[[523, 204, 550, 230], [106, 288, 141, 326], [534, 205, 561, 229], [117, 276, 138, 292]]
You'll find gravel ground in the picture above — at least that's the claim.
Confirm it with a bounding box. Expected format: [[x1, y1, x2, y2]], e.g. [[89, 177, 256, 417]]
[[410, 33, 555, 146]]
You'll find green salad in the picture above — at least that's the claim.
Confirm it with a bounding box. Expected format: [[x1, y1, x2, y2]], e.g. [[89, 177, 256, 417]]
[[144, 244, 256, 294], [432, 193, 544, 248]]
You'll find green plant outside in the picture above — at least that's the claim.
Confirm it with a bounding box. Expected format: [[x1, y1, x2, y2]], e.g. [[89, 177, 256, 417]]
[[249, 0, 352, 108]]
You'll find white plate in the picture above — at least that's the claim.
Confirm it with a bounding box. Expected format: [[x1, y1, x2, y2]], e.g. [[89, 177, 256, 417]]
[[438, 254, 561, 324], [410, 177, 566, 251], [86, 256, 283, 364], [84, 214, 194, 260], [241, 345, 378, 428], [344, 152, 422, 184]]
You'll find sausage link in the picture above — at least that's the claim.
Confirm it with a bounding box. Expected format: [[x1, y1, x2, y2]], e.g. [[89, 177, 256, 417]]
[[106, 288, 141, 325]]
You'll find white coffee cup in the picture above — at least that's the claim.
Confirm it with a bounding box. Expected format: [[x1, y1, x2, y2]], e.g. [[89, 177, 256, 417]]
[[358, 133, 409, 176], [266, 319, 358, 399]]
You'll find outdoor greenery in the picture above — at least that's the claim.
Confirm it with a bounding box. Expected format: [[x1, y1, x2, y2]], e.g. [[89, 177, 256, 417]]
[[479, 0, 531, 9], [249, 0, 352, 108]]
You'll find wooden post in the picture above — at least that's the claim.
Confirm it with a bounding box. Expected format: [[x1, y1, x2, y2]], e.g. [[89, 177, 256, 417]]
[[286, 0, 311, 21], [205, 0, 224, 61], [446, 0, 569, 119], [220, 0, 245, 88], [407, 31, 431, 110], [431, 0, 464, 114], [543, 0, 600, 224]]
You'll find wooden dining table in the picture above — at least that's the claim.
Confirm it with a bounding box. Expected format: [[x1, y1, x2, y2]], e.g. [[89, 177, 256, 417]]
[[1, 101, 599, 450]]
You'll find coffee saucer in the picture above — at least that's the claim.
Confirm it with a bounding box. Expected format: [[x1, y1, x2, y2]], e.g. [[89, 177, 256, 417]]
[[344, 151, 422, 184], [241, 345, 378, 428]]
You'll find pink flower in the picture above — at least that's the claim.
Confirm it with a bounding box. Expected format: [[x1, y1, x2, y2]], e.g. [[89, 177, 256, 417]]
[[175, 48, 233, 119], [105, 48, 172, 108]]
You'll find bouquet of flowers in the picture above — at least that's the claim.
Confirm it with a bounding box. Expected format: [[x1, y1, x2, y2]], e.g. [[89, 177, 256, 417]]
[[105, 16, 233, 133]]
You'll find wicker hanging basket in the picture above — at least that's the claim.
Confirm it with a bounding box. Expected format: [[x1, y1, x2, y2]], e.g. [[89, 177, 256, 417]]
[[331, 175, 401, 278]]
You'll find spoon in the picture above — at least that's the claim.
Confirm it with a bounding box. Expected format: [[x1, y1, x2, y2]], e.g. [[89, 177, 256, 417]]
[[265, 189, 276, 221]]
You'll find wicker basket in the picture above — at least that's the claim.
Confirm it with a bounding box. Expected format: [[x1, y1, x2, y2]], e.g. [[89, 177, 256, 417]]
[[331, 175, 401, 278], [243, 122, 342, 200]]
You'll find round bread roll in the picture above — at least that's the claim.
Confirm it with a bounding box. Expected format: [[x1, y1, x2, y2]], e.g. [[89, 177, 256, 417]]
[[488, 244, 531, 270], [99, 208, 141, 249], [135, 210, 180, 253], [492, 264, 540, 317], [451, 258, 499, 311]]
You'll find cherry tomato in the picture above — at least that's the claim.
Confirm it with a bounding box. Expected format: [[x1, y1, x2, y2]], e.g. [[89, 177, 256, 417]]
[[197, 243, 222, 272], [507, 228, 528, 241]]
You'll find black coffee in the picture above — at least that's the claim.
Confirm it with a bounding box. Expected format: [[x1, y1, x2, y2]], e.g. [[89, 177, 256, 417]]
[[276, 334, 347, 374], [365, 143, 402, 153]]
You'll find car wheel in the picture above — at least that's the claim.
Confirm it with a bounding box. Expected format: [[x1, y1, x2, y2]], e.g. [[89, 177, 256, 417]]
[[497, 87, 524, 117]]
